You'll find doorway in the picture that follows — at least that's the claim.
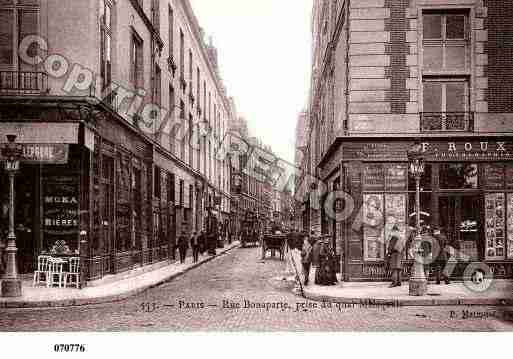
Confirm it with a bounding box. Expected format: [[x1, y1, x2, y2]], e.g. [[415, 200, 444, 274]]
[[438, 194, 480, 260], [0, 165, 38, 275]]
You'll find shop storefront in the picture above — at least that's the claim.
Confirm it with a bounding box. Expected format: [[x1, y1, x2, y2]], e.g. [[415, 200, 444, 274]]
[[0, 100, 180, 287], [320, 136, 513, 282]]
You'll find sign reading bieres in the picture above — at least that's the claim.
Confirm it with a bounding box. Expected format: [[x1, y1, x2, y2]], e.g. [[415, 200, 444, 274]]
[[0, 144, 69, 164]]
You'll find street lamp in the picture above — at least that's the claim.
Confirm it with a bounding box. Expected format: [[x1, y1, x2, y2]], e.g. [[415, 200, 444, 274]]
[[1, 134, 23, 297], [407, 142, 427, 296]]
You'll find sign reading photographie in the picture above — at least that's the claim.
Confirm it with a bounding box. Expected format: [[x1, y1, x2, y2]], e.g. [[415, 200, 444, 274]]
[[341, 139, 513, 162]]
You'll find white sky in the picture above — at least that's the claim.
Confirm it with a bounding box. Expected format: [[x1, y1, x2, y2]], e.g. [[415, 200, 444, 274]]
[[189, 0, 313, 164]]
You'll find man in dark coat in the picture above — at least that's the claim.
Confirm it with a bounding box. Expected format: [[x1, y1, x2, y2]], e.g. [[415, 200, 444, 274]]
[[190, 231, 200, 263], [387, 225, 404, 287], [300, 236, 313, 286], [198, 230, 206, 255], [177, 230, 189, 264], [433, 227, 451, 284]]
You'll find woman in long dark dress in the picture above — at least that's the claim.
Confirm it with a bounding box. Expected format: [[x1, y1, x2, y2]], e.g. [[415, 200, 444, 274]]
[[315, 236, 338, 285]]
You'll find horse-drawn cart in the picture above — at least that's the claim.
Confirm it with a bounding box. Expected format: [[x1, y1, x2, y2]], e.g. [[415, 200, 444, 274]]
[[261, 234, 287, 260]]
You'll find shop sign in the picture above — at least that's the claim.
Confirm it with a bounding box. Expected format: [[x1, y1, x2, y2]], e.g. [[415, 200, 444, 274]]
[[0, 144, 68, 164], [421, 141, 513, 161], [343, 143, 409, 161], [342, 140, 513, 162]]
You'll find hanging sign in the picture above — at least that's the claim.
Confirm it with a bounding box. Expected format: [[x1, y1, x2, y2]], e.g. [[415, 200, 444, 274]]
[[0, 143, 69, 164]]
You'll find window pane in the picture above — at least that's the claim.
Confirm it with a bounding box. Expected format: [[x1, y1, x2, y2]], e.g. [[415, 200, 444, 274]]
[[446, 82, 466, 112], [0, 10, 13, 66], [423, 14, 442, 39], [423, 46, 443, 71], [446, 15, 465, 39], [440, 163, 478, 189], [19, 10, 38, 69], [423, 82, 442, 113], [445, 44, 466, 70]]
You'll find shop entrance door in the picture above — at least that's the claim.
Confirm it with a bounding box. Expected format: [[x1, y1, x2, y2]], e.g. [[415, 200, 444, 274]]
[[438, 194, 480, 260], [1, 165, 39, 274]]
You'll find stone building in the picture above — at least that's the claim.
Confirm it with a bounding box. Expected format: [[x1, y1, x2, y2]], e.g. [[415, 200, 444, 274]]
[[0, 0, 233, 286], [305, 0, 513, 281]]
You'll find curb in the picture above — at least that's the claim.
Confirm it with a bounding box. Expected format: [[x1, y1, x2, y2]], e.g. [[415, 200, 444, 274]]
[[301, 288, 513, 307], [0, 243, 240, 309]]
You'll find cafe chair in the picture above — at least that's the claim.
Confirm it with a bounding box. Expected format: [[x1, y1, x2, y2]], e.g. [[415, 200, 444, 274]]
[[47, 257, 65, 288], [64, 257, 81, 289], [32, 255, 52, 287]]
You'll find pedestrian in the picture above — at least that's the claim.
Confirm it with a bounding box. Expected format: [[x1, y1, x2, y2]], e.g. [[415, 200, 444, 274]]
[[387, 225, 405, 287], [300, 235, 313, 285], [315, 236, 338, 285], [190, 231, 200, 263], [198, 230, 206, 255], [177, 230, 188, 264], [433, 227, 451, 285]]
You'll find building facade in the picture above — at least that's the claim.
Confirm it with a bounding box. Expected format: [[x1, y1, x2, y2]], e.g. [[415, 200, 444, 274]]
[[0, 0, 232, 285], [305, 0, 513, 281]]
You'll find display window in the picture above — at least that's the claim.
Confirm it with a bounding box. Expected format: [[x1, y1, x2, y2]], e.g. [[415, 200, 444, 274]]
[[485, 193, 506, 260], [439, 163, 478, 189]]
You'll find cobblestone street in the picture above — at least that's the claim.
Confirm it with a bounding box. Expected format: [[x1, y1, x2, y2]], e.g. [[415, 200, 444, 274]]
[[1, 247, 513, 331]]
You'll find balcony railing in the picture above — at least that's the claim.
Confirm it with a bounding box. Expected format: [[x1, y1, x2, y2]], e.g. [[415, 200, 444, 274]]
[[0, 71, 48, 95], [420, 112, 474, 132]]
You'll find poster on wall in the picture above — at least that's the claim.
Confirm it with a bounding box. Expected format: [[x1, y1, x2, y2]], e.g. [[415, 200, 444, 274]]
[[363, 194, 385, 261], [42, 175, 80, 255], [384, 194, 407, 252], [485, 193, 506, 260]]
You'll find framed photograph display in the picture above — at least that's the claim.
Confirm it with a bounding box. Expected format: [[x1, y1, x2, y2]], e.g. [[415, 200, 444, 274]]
[[384, 194, 407, 250], [485, 193, 506, 260], [363, 194, 385, 261], [507, 194, 513, 259]]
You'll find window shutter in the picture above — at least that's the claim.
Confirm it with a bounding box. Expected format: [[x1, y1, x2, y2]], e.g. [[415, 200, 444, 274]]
[[0, 10, 13, 67]]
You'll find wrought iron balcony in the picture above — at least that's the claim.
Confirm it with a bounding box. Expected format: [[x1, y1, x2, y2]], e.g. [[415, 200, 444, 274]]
[[420, 112, 474, 132], [0, 71, 48, 95]]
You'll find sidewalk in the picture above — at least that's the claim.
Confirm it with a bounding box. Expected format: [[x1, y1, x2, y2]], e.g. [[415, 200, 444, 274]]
[[298, 275, 513, 306], [0, 242, 239, 309]]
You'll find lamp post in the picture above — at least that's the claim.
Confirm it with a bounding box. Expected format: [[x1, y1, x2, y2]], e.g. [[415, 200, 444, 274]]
[[407, 142, 428, 296], [1, 135, 23, 297]]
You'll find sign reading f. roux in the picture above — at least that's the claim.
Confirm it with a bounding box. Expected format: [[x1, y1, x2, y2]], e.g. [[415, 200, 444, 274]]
[[0, 143, 69, 164]]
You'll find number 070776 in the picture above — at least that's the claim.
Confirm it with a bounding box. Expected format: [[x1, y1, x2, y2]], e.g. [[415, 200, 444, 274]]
[[53, 344, 86, 352]]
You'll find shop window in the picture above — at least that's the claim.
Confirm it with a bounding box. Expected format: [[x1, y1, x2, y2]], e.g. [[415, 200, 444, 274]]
[[363, 163, 408, 192], [439, 163, 478, 189], [363, 193, 407, 261], [132, 167, 141, 250], [423, 11, 469, 72], [486, 193, 506, 260], [116, 154, 131, 252]]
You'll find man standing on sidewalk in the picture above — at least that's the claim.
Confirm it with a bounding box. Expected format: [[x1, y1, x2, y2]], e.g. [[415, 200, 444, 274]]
[[301, 235, 313, 286], [190, 231, 200, 263], [177, 231, 189, 264]]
